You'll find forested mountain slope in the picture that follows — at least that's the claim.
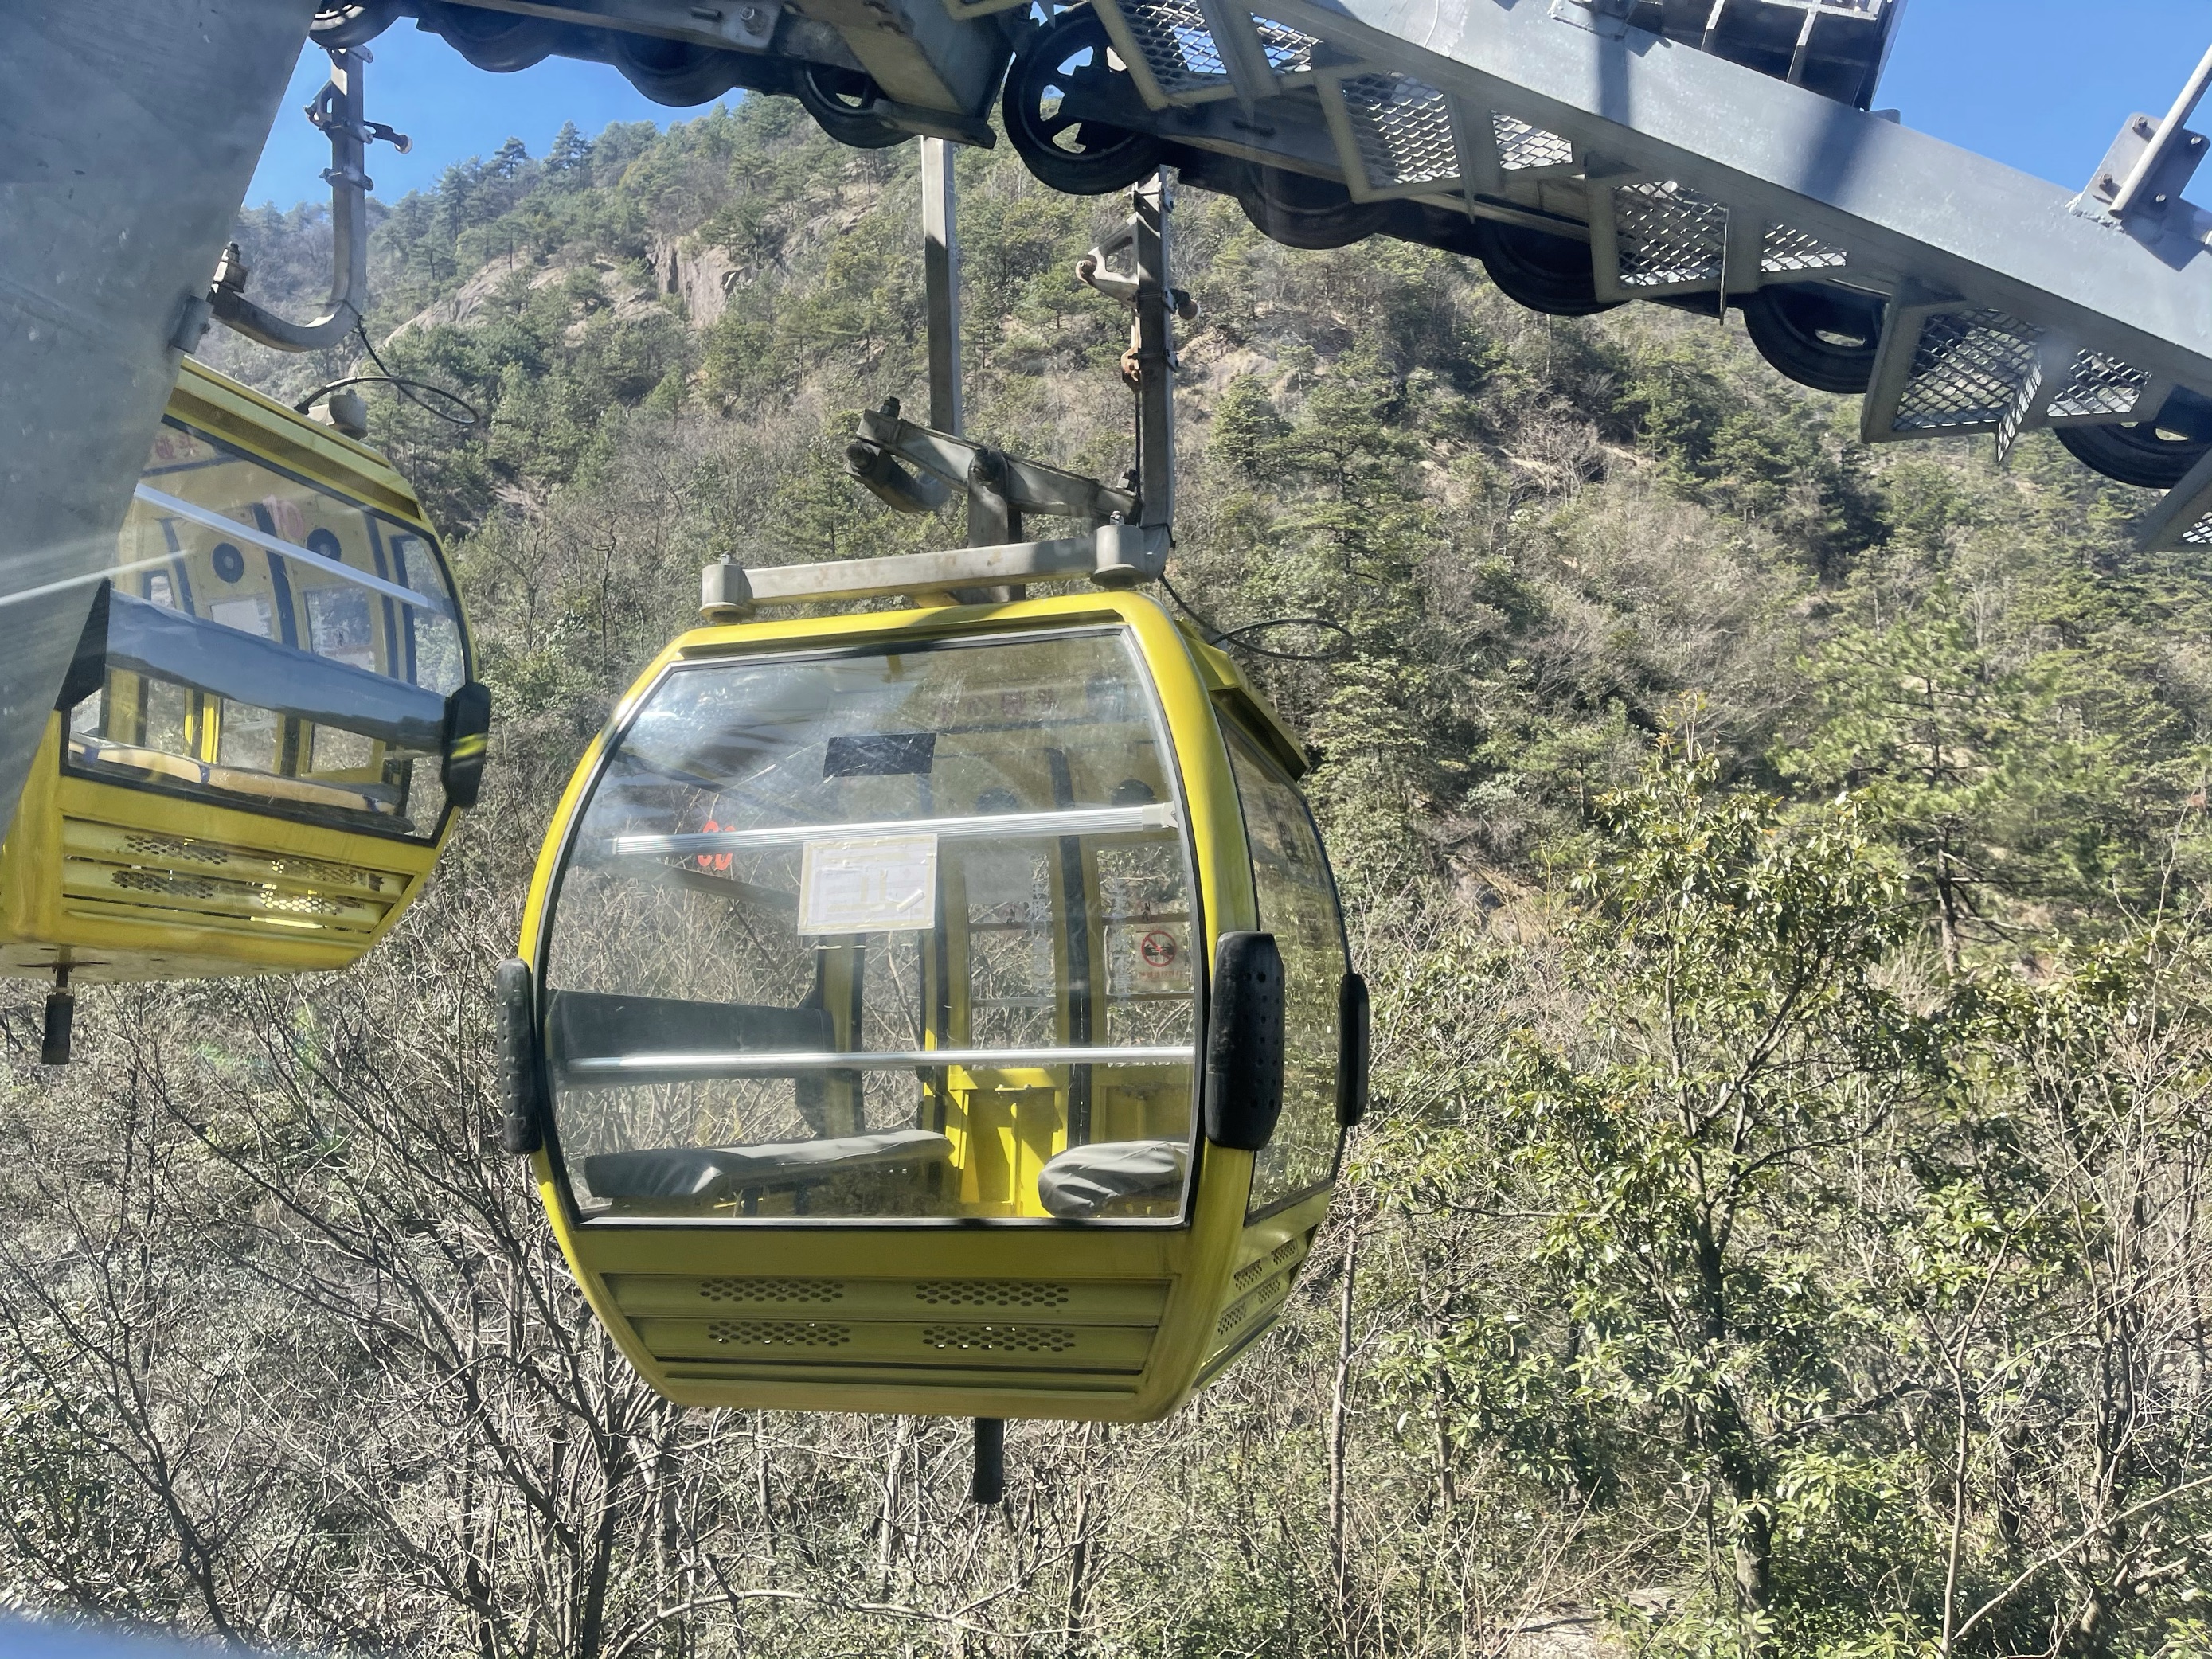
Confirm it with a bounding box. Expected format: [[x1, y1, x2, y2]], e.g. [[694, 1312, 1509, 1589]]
[[7, 97, 2212, 1657]]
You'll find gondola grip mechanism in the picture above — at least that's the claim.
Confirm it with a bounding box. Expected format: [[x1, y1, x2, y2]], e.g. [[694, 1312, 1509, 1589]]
[[1203, 931, 1285, 1151]]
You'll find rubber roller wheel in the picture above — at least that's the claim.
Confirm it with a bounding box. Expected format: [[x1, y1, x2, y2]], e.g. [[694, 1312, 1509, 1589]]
[[2054, 388, 2212, 489], [613, 35, 749, 107], [413, 2, 561, 72], [1740, 283, 1887, 394], [1233, 165, 1391, 251], [1002, 8, 1165, 196], [795, 64, 911, 150], [1471, 219, 1620, 318], [311, 2, 402, 48]]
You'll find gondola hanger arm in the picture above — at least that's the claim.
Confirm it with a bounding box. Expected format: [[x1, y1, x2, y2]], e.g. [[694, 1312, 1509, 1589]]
[[204, 48, 408, 353], [846, 399, 1140, 524]]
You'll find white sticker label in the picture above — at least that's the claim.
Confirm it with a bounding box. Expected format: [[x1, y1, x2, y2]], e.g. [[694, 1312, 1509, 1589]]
[[798, 835, 938, 935]]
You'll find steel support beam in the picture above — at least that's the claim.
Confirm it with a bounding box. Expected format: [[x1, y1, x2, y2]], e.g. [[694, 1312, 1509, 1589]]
[[1243, 0, 2212, 388], [921, 137, 963, 436], [0, 0, 314, 830]]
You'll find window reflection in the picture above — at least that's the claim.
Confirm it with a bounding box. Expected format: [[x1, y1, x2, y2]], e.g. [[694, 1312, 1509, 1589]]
[[544, 630, 1203, 1225]]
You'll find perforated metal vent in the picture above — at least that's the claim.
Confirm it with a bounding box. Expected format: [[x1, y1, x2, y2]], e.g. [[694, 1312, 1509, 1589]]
[[1614, 182, 1729, 291], [1893, 310, 2044, 433], [1232, 1256, 1271, 1290], [707, 1321, 852, 1348], [922, 1324, 1079, 1353], [1215, 1293, 1260, 1337], [1761, 224, 1848, 275], [1339, 74, 1459, 190], [121, 832, 227, 864], [111, 869, 219, 900], [2181, 512, 2212, 549], [1270, 1238, 1301, 1266], [913, 1281, 1072, 1308], [1494, 114, 1572, 172], [698, 1278, 846, 1305], [1120, 0, 1228, 98]]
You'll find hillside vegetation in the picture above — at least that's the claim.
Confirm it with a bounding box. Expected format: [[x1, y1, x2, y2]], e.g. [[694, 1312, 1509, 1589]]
[[9, 96, 2212, 1658]]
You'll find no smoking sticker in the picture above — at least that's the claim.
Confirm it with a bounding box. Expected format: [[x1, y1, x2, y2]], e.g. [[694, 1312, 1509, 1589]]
[[1110, 923, 1187, 993]]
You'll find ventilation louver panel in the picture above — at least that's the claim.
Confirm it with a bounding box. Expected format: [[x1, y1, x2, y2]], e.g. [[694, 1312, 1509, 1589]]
[[59, 818, 404, 944]]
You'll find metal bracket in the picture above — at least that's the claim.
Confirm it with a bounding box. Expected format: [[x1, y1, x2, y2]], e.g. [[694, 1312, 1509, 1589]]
[[845, 400, 1140, 526], [207, 48, 404, 353], [2083, 112, 2210, 225]]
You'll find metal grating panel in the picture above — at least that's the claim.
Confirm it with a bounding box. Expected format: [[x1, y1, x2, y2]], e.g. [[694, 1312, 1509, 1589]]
[[1120, 0, 1230, 99], [1253, 14, 1321, 75], [2047, 350, 2151, 423], [1892, 310, 2045, 434], [1494, 112, 1573, 171], [2181, 512, 2212, 548], [1616, 182, 1729, 291], [1761, 223, 1847, 275], [1339, 73, 1460, 190]]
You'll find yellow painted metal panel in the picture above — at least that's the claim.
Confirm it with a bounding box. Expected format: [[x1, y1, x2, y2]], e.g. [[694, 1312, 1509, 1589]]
[[639, 1317, 1155, 1372], [608, 1272, 1170, 1325], [521, 590, 1332, 1423]]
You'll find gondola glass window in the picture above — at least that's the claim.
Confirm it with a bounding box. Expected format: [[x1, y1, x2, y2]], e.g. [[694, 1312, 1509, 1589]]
[[1224, 724, 1347, 1213], [64, 420, 468, 839], [543, 629, 1202, 1224]]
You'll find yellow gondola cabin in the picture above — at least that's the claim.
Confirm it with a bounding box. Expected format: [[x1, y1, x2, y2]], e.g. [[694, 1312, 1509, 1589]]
[[0, 357, 485, 1052], [501, 588, 1367, 1427]]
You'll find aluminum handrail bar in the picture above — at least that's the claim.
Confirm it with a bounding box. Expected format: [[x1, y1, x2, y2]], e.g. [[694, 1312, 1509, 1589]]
[[134, 485, 458, 619], [609, 802, 1180, 856], [567, 1044, 1195, 1075]]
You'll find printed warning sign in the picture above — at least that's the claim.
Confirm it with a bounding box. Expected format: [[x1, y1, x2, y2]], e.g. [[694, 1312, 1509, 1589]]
[[1108, 922, 1188, 994], [798, 835, 938, 935]]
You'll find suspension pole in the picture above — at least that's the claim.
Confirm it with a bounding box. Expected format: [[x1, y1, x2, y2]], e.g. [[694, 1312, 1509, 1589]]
[[970, 1416, 1006, 1505], [921, 136, 963, 437], [1131, 171, 1175, 532]]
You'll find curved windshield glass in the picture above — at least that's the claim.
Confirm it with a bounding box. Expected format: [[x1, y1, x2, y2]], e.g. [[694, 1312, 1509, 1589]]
[[60, 419, 468, 840], [543, 629, 1201, 1224]]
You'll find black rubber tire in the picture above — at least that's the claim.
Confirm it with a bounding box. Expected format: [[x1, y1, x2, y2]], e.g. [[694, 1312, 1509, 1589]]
[[415, 2, 560, 72], [1003, 9, 1165, 196], [311, 2, 401, 48], [612, 35, 748, 106], [1472, 220, 1620, 318], [2054, 388, 2212, 489], [1232, 165, 1390, 250], [1739, 283, 1887, 394], [795, 64, 911, 150]]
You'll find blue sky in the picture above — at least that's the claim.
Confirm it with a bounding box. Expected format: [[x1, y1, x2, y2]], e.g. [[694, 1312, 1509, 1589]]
[[244, 2, 2212, 210]]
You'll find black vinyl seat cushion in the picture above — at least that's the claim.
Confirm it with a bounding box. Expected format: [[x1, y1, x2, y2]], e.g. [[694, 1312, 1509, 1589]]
[[585, 1128, 953, 1203], [1037, 1138, 1189, 1219]]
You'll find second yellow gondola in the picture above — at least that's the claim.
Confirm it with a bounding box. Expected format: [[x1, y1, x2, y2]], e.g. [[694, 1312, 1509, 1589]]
[[501, 588, 1366, 1423], [0, 358, 484, 1017]]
